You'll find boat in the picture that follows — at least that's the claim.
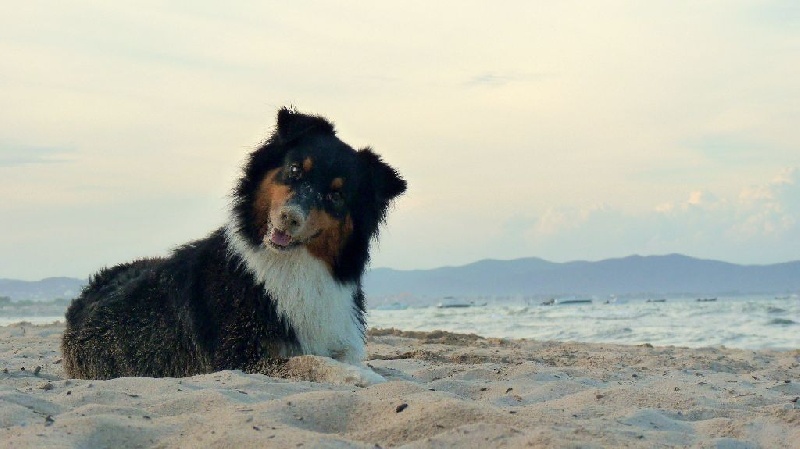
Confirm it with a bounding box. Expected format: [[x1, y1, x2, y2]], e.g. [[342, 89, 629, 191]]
[[696, 297, 717, 302], [646, 299, 667, 303], [557, 298, 593, 305], [436, 297, 473, 308], [436, 302, 472, 308], [436, 296, 487, 309], [541, 297, 593, 306]]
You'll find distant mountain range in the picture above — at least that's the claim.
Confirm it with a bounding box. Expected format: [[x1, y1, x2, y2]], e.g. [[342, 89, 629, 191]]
[[363, 254, 800, 300], [3, 254, 799, 302], [0, 277, 86, 302]]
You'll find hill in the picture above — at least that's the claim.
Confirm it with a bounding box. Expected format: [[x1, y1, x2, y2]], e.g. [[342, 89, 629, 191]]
[[0, 277, 86, 301], [363, 254, 800, 299], [4, 254, 799, 302]]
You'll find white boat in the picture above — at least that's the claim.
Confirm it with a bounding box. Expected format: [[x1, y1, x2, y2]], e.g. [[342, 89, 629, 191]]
[[541, 297, 593, 306], [436, 297, 484, 308]]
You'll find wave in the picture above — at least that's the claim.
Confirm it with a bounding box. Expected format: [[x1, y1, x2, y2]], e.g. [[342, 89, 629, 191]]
[[767, 318, 797, 326], [766, 307, 787, 314]]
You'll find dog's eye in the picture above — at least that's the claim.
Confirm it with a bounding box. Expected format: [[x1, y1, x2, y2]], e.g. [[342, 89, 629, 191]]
[[287, 164, 301, 180], [327, 191, 344, 205]]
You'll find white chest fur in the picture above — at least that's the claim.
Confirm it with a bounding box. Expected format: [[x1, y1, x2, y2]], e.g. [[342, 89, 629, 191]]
[[224, 224, 365, 364]]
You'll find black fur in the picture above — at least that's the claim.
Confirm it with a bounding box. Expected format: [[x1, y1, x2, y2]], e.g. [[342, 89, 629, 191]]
[[62, 108, 406, 379]]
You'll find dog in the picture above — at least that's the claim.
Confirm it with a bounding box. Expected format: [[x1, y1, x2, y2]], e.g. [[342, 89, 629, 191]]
[[61, 108, 406, 385]]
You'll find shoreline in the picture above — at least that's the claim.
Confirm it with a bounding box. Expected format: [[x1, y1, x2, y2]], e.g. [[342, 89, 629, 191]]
[[1, 323, 798, 448]]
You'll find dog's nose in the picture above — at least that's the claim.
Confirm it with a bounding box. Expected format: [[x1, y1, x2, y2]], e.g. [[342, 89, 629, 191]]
[[278, 205, 305, 233]]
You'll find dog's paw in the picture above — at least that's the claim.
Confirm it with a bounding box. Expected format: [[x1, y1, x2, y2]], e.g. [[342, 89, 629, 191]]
[[280, 355, 386, 387]]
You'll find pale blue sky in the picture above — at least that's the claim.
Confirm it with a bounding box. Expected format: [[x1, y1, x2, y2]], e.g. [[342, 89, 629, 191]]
[[1, 1, 799, 280]]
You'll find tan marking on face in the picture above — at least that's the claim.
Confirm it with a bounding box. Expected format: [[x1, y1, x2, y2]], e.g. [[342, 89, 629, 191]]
[[254, 168, 292, 239], [330, 177, 344, 191], [303, 157, 314, 173], [306, 211, 353, 268]]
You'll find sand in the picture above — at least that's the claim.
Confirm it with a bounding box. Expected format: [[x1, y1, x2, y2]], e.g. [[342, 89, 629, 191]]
[[1, 323, 798, 448]]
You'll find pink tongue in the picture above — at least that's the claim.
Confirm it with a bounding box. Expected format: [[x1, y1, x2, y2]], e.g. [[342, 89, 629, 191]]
[[270, 229, 293, 247]]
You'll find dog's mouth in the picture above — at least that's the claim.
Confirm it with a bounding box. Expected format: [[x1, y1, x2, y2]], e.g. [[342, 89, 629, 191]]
[[267, 228, 301, 251], [265, 227, 322, 252]]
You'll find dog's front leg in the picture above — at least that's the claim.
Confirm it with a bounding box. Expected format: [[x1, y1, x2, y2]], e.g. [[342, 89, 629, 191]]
[[248, 355, 386, 387]]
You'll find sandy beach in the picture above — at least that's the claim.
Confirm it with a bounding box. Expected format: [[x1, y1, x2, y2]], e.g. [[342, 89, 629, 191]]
[[1, 322, 798, 448]]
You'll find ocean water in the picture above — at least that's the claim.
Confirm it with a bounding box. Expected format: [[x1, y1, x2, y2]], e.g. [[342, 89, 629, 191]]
[[2, 296, 798, 351], [368, 296, 800, 351], [0, 316, 67, 327]]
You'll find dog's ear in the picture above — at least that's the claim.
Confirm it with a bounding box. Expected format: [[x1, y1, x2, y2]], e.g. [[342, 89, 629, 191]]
[[358, 148, 407, 205], [276, 107, 335, 142]]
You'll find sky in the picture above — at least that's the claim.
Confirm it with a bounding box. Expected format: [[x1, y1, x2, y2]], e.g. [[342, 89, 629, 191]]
[[1, 1, 799, 280]]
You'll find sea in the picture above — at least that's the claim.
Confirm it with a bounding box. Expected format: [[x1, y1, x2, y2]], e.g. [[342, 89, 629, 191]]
[[2, 295, 798, 351], [367, 295, 799, 351]]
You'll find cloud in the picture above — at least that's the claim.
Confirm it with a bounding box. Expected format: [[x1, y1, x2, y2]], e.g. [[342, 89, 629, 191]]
[[500, 168, 800, 264], [772, 166, 799, 185], [466, 72, 551, 87], [468, 73, 514, 87], [656, 190, 726, 214], [0, 143, 75, 167], [686, 191, 704, 206], [653, 168, 799, 243], [733, 167, 799, 238]]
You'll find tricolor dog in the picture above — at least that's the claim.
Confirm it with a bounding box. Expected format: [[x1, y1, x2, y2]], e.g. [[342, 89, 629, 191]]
[[62, 108, 406, 384]]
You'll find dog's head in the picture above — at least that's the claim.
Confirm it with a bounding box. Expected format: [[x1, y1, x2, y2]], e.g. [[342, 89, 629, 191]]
[[231, 108, 406, 280]]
